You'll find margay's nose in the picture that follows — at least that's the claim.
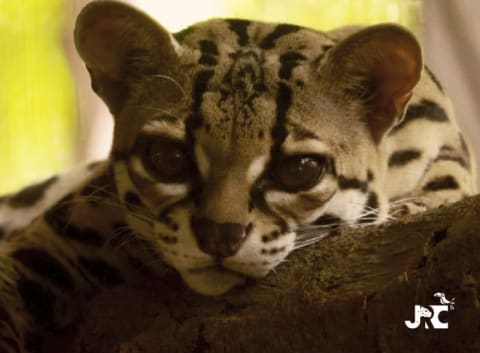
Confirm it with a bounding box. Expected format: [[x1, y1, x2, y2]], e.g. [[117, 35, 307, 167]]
[[191, 218, 246, 258]]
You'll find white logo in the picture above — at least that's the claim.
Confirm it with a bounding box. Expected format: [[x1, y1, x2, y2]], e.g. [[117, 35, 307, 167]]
[[404, 292, 455, 330]]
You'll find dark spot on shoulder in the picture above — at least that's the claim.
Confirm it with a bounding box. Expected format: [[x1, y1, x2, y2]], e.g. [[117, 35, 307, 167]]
[[17, 278, 55, 327], [390, 99, 449, 135], [423, 175, 459, 191], [8, 176, 58, 208], [12, 248, 74, 290], [78, 257, 124, 286], [388, 149, 422, 168]]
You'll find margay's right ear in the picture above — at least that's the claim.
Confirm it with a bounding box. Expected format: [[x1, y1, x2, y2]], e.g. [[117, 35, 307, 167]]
[[74, 0, 180, 114], [319, 24, 422, 143]]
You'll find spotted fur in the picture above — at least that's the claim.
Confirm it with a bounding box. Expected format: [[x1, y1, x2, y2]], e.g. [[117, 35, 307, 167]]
[[0, 1, 476, 351]]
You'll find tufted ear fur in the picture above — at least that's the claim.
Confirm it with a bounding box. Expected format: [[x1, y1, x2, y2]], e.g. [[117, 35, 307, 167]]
[[320, 24, 422, 143], [74, 0, 180, 114]]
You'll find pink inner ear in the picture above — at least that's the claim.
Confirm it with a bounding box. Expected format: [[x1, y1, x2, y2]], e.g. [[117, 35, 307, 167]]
[[368, 42, 422, 142]]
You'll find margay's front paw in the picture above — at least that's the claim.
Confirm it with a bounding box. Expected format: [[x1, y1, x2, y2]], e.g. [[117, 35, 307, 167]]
[[389, 201, 427, 217]]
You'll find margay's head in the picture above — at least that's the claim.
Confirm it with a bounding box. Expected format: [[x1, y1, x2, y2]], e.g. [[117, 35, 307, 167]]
[[74, 1, 421, 295]]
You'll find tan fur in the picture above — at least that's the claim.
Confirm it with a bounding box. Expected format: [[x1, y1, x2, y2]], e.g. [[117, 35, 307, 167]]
[[0, 2, 476, 351]]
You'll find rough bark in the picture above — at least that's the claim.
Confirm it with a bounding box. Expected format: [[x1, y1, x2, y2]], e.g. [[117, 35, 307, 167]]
[[45, 195, 480, 353]]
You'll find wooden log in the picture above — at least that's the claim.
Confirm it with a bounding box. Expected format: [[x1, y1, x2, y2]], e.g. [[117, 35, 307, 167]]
[[45, 195, 480, 353]]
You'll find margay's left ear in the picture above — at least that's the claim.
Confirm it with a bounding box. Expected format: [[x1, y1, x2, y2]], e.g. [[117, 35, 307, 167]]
[[74, 1, 181, 115], [320, 24, 422, 143]]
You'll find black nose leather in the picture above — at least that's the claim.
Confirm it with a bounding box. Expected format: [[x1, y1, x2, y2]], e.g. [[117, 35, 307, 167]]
[[192, 218, 246, 258]]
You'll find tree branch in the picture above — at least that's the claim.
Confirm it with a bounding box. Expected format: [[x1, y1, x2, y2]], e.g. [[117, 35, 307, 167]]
[[45, 195, 480, 353]]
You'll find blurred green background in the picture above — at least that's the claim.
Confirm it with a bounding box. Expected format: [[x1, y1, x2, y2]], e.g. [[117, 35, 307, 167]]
[[0, 0, 420, 194]]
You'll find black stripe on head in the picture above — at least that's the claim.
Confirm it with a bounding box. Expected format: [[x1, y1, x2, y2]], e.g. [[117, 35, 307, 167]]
[[260, 24, 301, 50], [8, 176, 58, 208], [390, 99, 449, 135], [337, 175, 368, 192], [272, 83, 292, 143], [279, 52, 307, 80], [12, 249, 74, 291], [423, 175, 459, 192], [78, 257, 124, 286], [199, 40, 219, 66], [226, 19, 251, 46], [193, 70, 214, 111], [388, 149, 422, 168], [185, 69, 215, 142], [17, 278, 55, 327]]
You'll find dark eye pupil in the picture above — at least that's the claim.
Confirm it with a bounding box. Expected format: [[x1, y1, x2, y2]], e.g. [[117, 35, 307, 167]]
[[274, 155, 325, 190], [143, 138, 192, 181]]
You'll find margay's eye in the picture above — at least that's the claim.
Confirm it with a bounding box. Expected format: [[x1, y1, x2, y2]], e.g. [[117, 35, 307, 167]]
[[272, 155, 327, 191], [142, 137, 194, 182]]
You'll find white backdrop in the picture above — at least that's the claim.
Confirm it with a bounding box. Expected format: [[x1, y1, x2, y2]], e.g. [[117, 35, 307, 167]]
[[423, 0, 480, 187]]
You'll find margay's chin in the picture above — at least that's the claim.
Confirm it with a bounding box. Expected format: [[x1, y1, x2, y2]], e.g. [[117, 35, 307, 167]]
[[179, 268, 246, 296]]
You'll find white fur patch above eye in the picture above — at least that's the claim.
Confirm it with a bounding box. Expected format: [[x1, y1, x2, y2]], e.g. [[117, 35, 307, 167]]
[[140, 119, 186, 140], [282, 136, 332, 155]]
